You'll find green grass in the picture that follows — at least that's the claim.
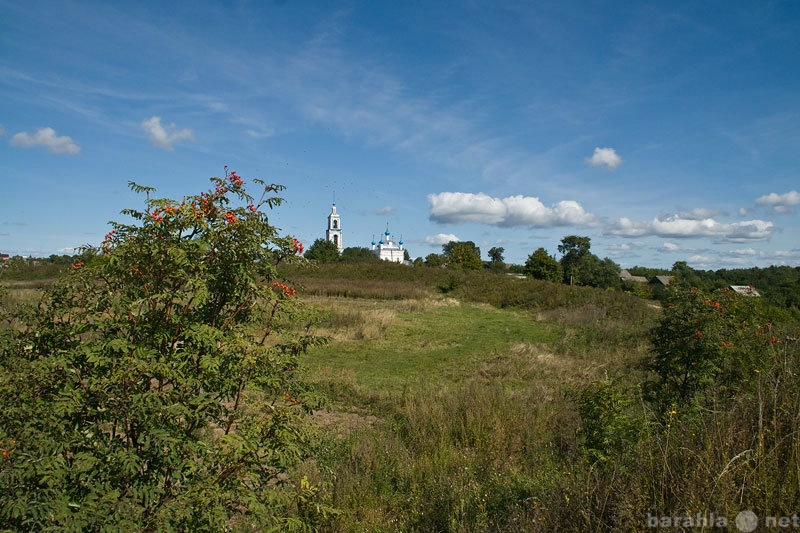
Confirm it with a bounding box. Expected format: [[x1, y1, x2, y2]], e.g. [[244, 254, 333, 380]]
[[301, 298, 559, 398], [288, 264, 800, 532]]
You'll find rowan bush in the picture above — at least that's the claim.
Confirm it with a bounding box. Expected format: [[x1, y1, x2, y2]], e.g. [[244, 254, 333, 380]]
[[0, 171, 333, 530]]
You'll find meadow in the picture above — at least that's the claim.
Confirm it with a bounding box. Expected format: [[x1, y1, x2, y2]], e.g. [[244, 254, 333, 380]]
[[279, 262, 800, 532], [3, 260, 798, 532]]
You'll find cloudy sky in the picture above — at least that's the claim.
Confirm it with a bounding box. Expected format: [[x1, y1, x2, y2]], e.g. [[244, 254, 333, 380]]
[[1, 0, 798, 269]]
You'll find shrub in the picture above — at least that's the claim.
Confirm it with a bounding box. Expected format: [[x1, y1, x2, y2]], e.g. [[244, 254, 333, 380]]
[[0, 171, 333, 530], [576, 376, 643, 463], [646, 286, 771, 413]]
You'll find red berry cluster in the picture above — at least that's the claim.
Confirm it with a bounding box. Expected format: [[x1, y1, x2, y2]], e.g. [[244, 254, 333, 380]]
[[72, 261, 84, 270], [224, 212, 237, 225], [284, 392, 299, 404], [192, 193, 216, 219], [292, 238, 304, 255], [101, 230, 115, 253], [1, 440, 18, 462], [272, 281, 297, 297], [227, 169, 243, 187]]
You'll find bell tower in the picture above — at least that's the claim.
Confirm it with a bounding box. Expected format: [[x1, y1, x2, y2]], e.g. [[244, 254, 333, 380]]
[[326, 203, 342, 252]]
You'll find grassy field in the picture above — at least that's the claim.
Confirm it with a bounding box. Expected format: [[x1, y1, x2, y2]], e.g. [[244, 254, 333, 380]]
[[284, 264, 800, 532], [281, 265, 660, 532], [5, 263, 798, 532], [301, 296, 561, 397]]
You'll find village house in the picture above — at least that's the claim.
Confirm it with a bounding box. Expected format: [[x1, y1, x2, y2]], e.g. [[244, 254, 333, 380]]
[[619, 269, 648, 283], [729, 285, 761, 297]]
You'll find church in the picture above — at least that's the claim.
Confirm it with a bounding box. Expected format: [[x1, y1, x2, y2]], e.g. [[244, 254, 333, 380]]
[[325, 203, 343, 252], [371, 225, 405, 263], [324, 203, 406, 263]]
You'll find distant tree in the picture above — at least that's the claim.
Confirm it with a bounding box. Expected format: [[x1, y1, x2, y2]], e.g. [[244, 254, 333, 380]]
[[304, 238, 340, 262], [413, 256, 424, 267], [404, 249, 411, 262], [671, 261, 702, 288], [558, 235, 591, 285], [443, 241, 482, 271], [488, 247, 505, 264], [424, 253, 445, 267], [579, 255, 622, 289], [524, 248, 562, 282], [340, 246, 379, 263]]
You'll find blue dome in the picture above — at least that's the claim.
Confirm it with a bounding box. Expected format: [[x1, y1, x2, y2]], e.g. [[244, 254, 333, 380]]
[[385, 230, 390, 236], [379, 239, 384, 244], [399, 240, 404, 245]]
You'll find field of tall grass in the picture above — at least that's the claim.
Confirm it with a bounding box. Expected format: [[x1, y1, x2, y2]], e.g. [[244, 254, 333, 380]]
[[277, 262, 800, 532], [5, 262, 798, 531]]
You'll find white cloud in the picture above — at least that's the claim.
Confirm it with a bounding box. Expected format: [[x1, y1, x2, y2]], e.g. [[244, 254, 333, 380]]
[[607, 215, 774, 242], [662, 242, 680, 251], [141, 116, 193, 150], [755, 190, 800, 213], [425, 233, 460, 246], [729, 247, 757, 256], [375, 206, 396, 216], [678, 207, 720, 220], [10, 127, 80, 154], [738, 207, 752, 216], [687, 254, 717, 268], [586, 147, 622, 169], [428, 192, 597, 227]]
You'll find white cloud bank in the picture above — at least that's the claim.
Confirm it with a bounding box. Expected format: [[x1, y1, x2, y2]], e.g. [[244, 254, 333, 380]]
[[425, 233, 460, 246], [756, 190, 800, 213], [607, 215, 774, 242], [586, 147, 622, 169], [10, 127, 80, 154], [428, 192, 597, 228], [141, 116, 194, 150]]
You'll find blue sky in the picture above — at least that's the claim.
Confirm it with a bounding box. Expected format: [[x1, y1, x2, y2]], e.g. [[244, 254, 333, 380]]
[[1, 0, 799, 269]]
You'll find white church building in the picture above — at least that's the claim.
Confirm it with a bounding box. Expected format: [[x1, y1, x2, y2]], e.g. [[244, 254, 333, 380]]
[[371, 226, 405, 263]]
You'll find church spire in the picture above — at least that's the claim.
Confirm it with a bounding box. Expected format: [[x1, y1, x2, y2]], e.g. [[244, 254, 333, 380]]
[[326, 199, 342, 252]]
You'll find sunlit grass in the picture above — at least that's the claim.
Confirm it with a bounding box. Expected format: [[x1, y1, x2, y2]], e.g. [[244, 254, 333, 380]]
[[300, 296, 561, 401]]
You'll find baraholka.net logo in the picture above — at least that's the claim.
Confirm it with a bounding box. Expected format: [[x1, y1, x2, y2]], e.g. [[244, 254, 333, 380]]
[[648, 510, 799, 531]]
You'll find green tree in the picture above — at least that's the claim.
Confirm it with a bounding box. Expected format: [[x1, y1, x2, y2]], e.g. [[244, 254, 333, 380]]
[[558, 235, 591, 285], [524, 248, 562, 282], [442, 241, 482, 271], [488, 246, 505, 264], [304, 237, 341, 262], [0, 172, 333, 530], [671, 260, 702, 288], [340, 246, 379, 263], [578, 255, 621, 289], [424, 253, 445, 267]]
